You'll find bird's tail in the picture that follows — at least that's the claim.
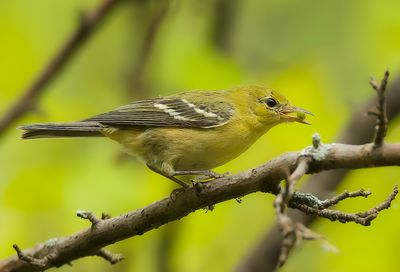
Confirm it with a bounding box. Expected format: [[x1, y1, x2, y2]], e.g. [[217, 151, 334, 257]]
[[20, 122, 106, 139]]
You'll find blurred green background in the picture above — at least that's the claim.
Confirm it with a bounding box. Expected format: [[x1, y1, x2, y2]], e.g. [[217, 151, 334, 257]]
[[1, 0, 400, 271]]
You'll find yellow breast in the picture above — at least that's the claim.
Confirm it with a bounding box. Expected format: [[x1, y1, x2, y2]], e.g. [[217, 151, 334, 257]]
[[103, 115, 271, 175]]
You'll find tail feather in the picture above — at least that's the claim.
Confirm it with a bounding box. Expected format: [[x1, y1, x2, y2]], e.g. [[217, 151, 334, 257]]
[[20, 122, 106, 139]]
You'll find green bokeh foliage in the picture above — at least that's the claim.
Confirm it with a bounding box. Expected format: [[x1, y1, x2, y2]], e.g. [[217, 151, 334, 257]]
[[1, 0, 400, 271]]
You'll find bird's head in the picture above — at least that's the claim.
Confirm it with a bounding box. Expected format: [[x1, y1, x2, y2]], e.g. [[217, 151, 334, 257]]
[[235, 85, 313, 127]]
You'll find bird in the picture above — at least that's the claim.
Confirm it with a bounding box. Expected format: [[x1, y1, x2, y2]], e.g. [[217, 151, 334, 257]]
[[20, 85, 312, 187]]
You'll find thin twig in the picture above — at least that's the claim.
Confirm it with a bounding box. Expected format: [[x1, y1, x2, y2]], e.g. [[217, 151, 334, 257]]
[[285, 158, 311, 203], [13, 244, 51, 269], [318, 188, 371, 209], [356, 184, 398, 218], [290, 185, 398, 226], [77, 210, 101, 226], [369, 69, 390, 147], [289, 188, 371, 210], [273, 137, 314, 267], [95, 249, 124, 264], [0, 0, 122, 137], [274, 185, 397, 267]]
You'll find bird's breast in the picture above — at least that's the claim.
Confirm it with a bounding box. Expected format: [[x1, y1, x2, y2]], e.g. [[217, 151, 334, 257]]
[[103, 119, 269, 172]]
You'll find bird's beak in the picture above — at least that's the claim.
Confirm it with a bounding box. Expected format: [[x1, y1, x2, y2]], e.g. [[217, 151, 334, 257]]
[[279, 105, 313, 125]]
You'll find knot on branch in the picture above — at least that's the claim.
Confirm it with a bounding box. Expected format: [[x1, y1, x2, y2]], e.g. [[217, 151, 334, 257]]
[[299, 132, 333, 161]]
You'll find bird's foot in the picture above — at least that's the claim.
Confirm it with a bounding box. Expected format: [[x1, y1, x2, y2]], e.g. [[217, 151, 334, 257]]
[[191, 170, 229, 183]]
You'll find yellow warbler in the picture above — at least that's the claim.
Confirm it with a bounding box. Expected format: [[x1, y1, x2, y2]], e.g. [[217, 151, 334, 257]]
[[21, 85, 312, 187]]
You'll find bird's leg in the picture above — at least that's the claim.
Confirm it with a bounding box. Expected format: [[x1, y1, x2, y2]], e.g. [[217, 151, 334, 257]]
[[146, 164, 190, 188], [175, 169, 227, 185], [173, 169, 226, 179]]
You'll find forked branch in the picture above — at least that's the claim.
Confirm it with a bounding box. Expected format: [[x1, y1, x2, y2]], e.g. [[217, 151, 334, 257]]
[[273, 70, 395, 268], [1, 141, 400, 271]]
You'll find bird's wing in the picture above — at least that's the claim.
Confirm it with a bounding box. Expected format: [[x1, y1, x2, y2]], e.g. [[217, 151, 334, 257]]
[[83, 96, 234, 128]]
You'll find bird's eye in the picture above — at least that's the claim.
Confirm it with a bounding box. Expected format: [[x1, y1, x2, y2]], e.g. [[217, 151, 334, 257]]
[[265, 98, 278, 108]]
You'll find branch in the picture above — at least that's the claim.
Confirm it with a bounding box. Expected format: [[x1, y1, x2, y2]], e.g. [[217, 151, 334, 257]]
[[272, 72, 394, 268], [1, 142, 400, 271], [308, 188, 371, 209], [290, 185, 397, 225], [273, 156, 312, 267], [0, 0, 123, 137], [368, 69, 390, 147], [272, 133, 398, 267], [236, 72, 400, 272], [274, 183, 398, 265]]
